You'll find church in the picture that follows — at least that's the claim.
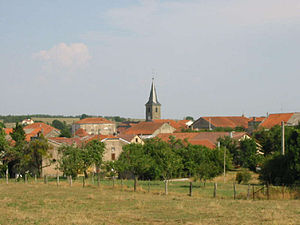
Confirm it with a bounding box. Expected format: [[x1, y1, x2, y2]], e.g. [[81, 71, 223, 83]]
[[145, 78, 161, 121]]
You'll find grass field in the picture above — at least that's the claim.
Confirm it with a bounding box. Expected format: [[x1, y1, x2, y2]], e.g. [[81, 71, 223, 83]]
[[0, 176, 300, 225]]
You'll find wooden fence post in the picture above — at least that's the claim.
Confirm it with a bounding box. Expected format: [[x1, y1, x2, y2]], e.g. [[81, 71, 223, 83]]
[[266, 183, 270, 200], [97, 173, 100, 187], [83, 176, 85, 188], [56, 174, 59, 187], [34, 174, 37, 183], [164, 180, 168, 195], [112, 177, 115, 188], [189, 182, 193, 197], [6, 168, 8, 184], [121, 179, 123, 190], [134, 176, 137, 192], [69, 175, 72, 187], [247, 184, 250, 200], [282, 185, 285, 199], [92, 172, 94, 185], [233, 182, 236, 200], [25, 174, 28, 184], [213, 183, 217, 198], [44, 175, 47, 184], [252, 185, 255, 200], [148, 180, 150, 193]]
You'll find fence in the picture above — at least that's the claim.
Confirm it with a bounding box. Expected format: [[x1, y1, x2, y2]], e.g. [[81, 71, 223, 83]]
[[0, 176, 299, 200]]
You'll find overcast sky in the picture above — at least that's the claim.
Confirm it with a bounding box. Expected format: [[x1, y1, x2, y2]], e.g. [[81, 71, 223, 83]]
[[1, 0, 300, 119]]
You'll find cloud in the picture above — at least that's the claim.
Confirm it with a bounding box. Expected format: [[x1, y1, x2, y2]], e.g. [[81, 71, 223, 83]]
[[34, 43, 91, 69]]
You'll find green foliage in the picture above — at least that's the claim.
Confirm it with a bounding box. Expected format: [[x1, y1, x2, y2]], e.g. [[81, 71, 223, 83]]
[[218, 136, 239, 165], [10, 123, 26, 144], [59, 127, 71, 138], [239, 138, 263, 171], [259, 129, 300, 185], [116, 137, 231, 182], [52, 120, 65, 130], [236, 170, 251, 184], [0, 122, 5, 128], [58, 140, 105, 178], [80, 114, 89, 120], [117, 143, 153, 179], [185, 116, 194, 121], [58, 145, 83, 177]]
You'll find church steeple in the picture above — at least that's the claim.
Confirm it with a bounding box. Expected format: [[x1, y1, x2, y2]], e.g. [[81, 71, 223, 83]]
[[145, 78, 161, 121]]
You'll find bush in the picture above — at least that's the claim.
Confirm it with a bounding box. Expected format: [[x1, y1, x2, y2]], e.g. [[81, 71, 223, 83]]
[[236, 170, 251, 184]]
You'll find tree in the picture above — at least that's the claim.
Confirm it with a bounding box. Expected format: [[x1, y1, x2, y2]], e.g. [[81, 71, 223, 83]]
[[239, 138, 262, 171], [144, 138, 182, 194], [218, 136, 239, 166], [82, 140, 105, 177], [117, 143, 153, 191], [80, 114, 89, 120], [0, 122, 5, 128], [185, 116, 194, 121], [27, 135, 51, 177], [52, 120, 65, 130], [58, 145, 83, 178], [259, 129, 300, 185]]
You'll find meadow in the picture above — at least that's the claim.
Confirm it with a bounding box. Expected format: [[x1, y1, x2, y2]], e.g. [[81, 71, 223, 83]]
[[0, 174, 299, 225]]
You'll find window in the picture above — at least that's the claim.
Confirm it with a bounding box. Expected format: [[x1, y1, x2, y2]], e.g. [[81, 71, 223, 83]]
[[155, 107, 158, 112], [111, 147, 115, 153], [148, 108, 150, 113], [135, 138, 139, 143], [111, 153, 116, 161]]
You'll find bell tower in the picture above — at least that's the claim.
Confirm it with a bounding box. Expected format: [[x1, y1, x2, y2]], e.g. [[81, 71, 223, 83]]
[[145, 78, 161, 121]]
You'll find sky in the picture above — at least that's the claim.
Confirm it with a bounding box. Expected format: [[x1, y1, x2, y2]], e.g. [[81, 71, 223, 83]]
[[1, 0, 300, 119]]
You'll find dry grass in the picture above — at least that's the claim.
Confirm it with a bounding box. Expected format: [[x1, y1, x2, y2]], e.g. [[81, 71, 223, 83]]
[[0, 181, 300, 225], [31, 117, 80, 125]]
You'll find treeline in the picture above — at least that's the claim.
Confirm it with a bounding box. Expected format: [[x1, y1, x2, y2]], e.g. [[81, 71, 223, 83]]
[[0, 114, 79, 123], [0, 114, 129, 123]]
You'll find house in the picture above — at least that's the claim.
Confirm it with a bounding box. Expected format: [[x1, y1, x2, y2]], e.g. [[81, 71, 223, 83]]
[[72, 117, 116, 135], [21, 119, 34, 126], [123, 120, 176, 139], [153, 119, 192, 132], [192, 116, 249, 130], [259, 112, 300, 129], [4, 123, 60, 142], [157, 131, 250, 149], [247, 117, 266, 132]]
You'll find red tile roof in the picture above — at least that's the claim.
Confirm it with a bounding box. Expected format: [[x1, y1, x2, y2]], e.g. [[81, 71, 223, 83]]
[[157, 132, 247, 149], [202, 116, 249, 128], [74, 128, 88, 137], [153, 119, 189, 132], [48, 137, 83, 146], [259, 113, 294, 129], [124, 121, 171, 135], [75, 117, 114, 124], [249, 117, 266, 122], [117, 134, 138, 142], [4, 128, 13, 135], [24, 123, 59, 136]]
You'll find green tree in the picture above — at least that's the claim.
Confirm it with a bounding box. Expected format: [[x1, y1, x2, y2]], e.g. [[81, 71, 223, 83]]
[[82, 140, 105, 177], [218, 136, 239, 166], [27, 135, 51, 177], [117, 143, 153, 191], [52, 120, 65, 130], [259, 129, 300, 185], [144, 138, 182, 194], [58, 145, 83, 178], [239, 138, 262, 171]]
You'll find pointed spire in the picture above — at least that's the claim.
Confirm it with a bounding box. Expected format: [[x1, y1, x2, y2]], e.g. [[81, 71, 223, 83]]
[[146, 78, 160, 105]]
